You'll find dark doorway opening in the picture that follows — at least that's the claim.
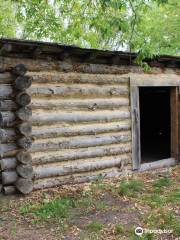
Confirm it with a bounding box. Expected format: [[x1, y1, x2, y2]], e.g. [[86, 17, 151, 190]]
[[139, 87, 171, 163]]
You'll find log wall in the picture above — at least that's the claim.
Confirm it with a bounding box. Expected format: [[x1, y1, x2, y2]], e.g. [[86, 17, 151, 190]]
[[0, 55, 179, 194]]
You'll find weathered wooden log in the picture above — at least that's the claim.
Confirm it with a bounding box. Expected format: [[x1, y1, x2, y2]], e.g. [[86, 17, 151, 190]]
[[17, 137, 33, 150], [3, 186, 16, 195], [32, 132, 131, 152], [30, 72, 130, 84], [16, 106, 32, 121], [0, 184, 2, 193], [30, 84, 129, 97], [14, 75, 32, 90], [0, 112, 16, 127], [0, 73, 13, 84], [31, 97, 129, 110], [0, 85, 13, 99], [0, 44, 12, 56], [2, 171, 18, 185], [17, 122, 32, 136], [16, 151, 32, 165], [34, 168, 122, 190], [0, 56, 143, 73], [32, 110, 130, 125], [32, 121, 130, 139], [16, 92, 31, 106], [0, 143, 17, 156], [15, 178, 33, 194], [16, 164, 33, 179], [12, 64, 27, 76], [0, 100, 17, 110], [32, 143, 131, 165], [0, 158, 17, 170], [34, 155, 128, 179], [0, 128, 16, 142]]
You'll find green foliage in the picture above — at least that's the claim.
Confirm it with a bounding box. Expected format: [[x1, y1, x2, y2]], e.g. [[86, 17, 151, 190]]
[[119, 179, 144, 197], [86, 221, 103, 232], [115, 223, 124, 234], [153, 177, 173, 188]]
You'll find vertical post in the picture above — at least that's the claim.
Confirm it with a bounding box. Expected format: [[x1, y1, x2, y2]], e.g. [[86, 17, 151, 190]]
[[131, 85, 141, 170]]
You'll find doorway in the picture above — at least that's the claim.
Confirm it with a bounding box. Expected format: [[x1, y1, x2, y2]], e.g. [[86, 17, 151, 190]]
[[139, 87, 171, 163]]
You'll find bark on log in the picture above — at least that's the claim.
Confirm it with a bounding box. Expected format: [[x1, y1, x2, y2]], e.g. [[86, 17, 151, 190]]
[[32, 110, 130, 125], [15, 178, 33, 194], [0, 158, 17, 170], [3, 186, 16, 195], [31, 97, 129, 110], [34, 155, 128, 179], [16, 106, 32, 121], [12, 64, 27, 76], [0, 73, 13, 84], [32, 143, 131, 165], [0, 100, 17, 110], [30, 72, 130, 84], [16, 151, 32, 165], [17, 122, 32, 136], [0, 112, 16, 127], [30, 84, 129, 97], [32, 121, 130, 139], [16, 164, 33, 179], [0, 143, 17, 155], [16, 92, 31, 106], [17, 137, 33, 150], [14, 76, 32, 90], [2, 171, 18, 185], [0, 85, 13, 99], [34, 168, 122, 190], [0, 128, 16, 142], [32, 132, 131, 152]]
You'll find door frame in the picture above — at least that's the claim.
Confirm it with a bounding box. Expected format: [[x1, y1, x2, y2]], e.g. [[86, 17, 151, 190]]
[[130, 75, 180, 170]]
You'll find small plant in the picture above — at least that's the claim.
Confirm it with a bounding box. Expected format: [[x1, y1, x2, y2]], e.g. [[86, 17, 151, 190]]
[[153, 177, 173, 189], [86, 221, 103, 232], [115, 223, 124, 234], [119, 179, 144, 196]]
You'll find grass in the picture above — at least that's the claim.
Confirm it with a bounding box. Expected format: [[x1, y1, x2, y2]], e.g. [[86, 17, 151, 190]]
[[115, 223, 124, 234], [119, 179, 144, 197], [86, 221, 103, 232]]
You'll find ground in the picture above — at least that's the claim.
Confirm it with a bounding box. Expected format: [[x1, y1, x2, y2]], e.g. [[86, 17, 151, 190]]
[[0, 166, 180, 240]]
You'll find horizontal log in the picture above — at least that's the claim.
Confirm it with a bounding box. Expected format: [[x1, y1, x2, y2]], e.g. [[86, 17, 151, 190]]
[[2, 171, 18, 185], [16, 151, 32, 165], [32, 121, 131, 139], [0, 111, 16, 127], [16, 106, 32, 121], [0, 158, 17, 170], [34, 154, 129, 179], [0, 85, 13, 99], [33, 168, 123, 190], [16, 92, 31, 106], [0, 128, 16, 142], [12, 64, 27, 76], [0, 43, 12, 56], [31, 97, 129, 110], [3, 186, 16, 195], [30, 84, 129, 98], [0, 143, 17, 156], [32, 143, 131, 165], [0, 100, 17, 110], [0, 72, 13, 83], [0, 56, 143, 73], [31, 131, 131, 152], [32, 110, 130, 125], [15, 178, 33, 194], [14, 75, 32, 90], [29, 72, 130, 84], [16, 164, 33, 179]]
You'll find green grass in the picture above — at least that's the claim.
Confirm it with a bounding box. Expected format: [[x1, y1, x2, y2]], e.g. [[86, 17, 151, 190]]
[[153, 177, 173, 193], [86, 221, 103, 232], [119, 179, 144, 197], [115, 223, 124, 234]]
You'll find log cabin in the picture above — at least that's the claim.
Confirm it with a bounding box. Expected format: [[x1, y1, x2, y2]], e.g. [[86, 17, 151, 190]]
[[0, 38, 179, 194]]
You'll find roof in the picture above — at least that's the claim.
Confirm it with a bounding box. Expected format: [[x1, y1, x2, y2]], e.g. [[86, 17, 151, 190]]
[[0, 38, 180, 68]]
